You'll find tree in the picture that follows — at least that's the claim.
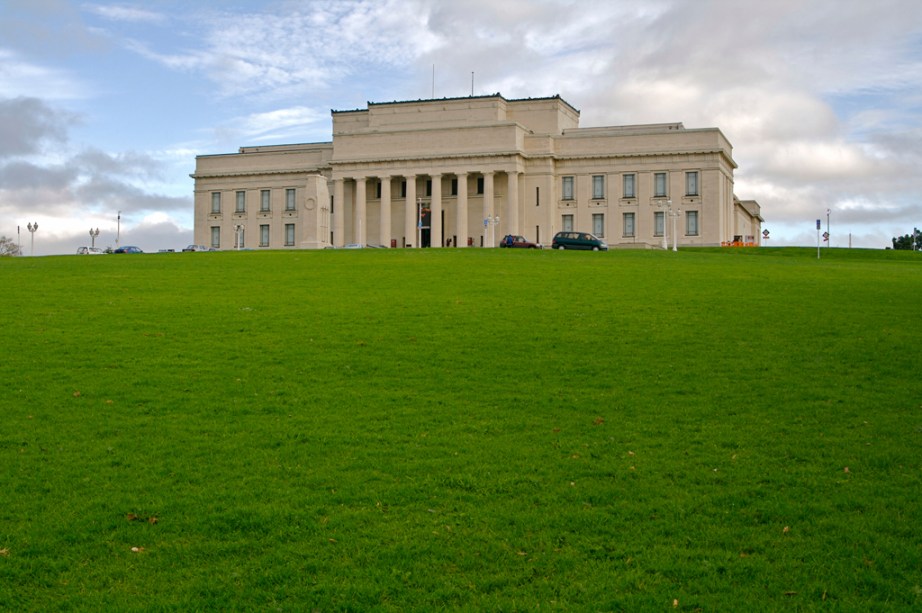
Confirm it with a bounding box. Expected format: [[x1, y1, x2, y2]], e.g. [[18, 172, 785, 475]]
[[0, 236, 22, 257], [891, 228, 921, 251]]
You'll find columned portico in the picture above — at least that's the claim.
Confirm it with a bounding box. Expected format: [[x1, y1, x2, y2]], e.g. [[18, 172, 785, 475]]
[[456, 172, 468, 247], [354, 177, 367, 245], [333, 178, 345, 247], [430, 173, 442, 248], [483, 171, 495, 247], [506, 171, 519, 237], [379, 176, 391, 247], [404, 174, 416, 247]]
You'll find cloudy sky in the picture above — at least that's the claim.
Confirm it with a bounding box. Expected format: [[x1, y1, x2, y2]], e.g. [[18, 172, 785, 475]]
[[2, 0, 921, 254]]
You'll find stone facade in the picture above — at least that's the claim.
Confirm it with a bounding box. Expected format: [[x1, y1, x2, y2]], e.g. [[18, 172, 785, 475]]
[[191, 94, 762, 249]]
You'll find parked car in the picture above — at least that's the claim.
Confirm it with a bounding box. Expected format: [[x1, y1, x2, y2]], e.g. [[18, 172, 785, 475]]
[[499, 234, 542, 249], [182, 244, 212, 252], [551, 231, 608, 251], [76, 246, 106, 255], [113, 246, 143, 254]]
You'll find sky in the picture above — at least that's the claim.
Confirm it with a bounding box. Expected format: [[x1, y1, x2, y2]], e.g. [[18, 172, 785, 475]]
[[2, 0, 921, 255]]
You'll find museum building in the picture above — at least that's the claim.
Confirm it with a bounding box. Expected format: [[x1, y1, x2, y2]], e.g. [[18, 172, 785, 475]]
[[191, 94, 762, 250]]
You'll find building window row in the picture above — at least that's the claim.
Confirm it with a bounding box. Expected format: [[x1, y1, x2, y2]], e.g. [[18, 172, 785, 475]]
[[210, 223, 296, 249], [210, 188, 297, 215], [370, 177, 487, 200], [558, 211, 699, 239], [561, 171, 700, 201]]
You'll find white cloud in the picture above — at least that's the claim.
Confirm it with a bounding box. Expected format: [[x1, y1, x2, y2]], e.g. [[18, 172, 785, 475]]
[[84, 4, 166, 24]]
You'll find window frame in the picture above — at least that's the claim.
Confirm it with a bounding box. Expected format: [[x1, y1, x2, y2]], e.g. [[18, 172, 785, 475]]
[[623, 212, 636, 238], [686, 210, 699, 236], [654, 172, 668, 198], [592, 213, 605, 238], [562, 176, 574, 201], [260, 189, 271, 212], [654, 211, 665, 237], [285, 223, 295, 246], [259, 224, 270, 247], [210, 226, 220, 248], [622, 174, 636, 199], [592, 175, 605, 200], [235, 190, 246, 213], [685, 171, 699, 197], [285, 188, 296, 211], [562, 214, 574, 232], [211, 192, 222, 214]]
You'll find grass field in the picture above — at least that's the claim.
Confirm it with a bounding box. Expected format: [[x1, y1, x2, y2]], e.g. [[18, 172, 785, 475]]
[[1, 247, 920, 610]]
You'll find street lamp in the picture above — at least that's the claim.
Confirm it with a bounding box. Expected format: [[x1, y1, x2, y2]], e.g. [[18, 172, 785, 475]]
[[652, 200, 672, 250], [116, 211, 121, 248], [668, 207, 682, 252], [89, 227, 100, 248], [26, 222, 38, 256], [234, 224, 245, 250]]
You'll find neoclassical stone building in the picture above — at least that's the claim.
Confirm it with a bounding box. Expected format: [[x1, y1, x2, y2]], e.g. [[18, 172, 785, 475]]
[[191, 94, 762, 249]]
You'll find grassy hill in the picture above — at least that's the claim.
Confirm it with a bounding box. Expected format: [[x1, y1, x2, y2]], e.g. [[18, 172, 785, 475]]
[[1, 247, 919, 610]]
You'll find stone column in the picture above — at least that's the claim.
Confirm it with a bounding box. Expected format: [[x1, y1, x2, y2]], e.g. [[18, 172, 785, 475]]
[[379, 176, 391, 247], [506, 170, 519, 237], [430, 173, 442, 248], [456, 172, 468, 247], [333, 178, 345, 247], [483, 171, 495, 247], [404, 174, 416, 247], [354, 177, 367, 246]]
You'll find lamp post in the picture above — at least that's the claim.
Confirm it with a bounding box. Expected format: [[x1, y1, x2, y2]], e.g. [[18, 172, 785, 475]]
[[826, 208, 831, 248], [89, 227, 100, 248], [234, 224, 245, 250], [116, 211, 121, 248], [490, 215, 500, 247], [669, 207, 682, 252], [26, 222, 38, 256], [17, 225, 21, 256], [652, 200, 672, 250]]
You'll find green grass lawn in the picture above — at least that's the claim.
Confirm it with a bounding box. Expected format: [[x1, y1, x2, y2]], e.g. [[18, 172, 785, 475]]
[[1, 247, 920, 610]]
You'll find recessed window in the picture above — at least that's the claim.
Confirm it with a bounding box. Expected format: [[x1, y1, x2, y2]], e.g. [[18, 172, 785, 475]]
[[623, 212, 635, 237], [259, 224, 269, 247], [592, 175, 605, 200], [426, 179, 432, 197], [476, 177, 484, 195], [592, 213, 605, 237], [654, 211, 665, 237], [400, 181, 407, 198], [260, 190, 270, 212], [375, 181, 382, 199], [210, 226, 220, 248], [211, 192, 221, 214], [686, 171, 699, 197], [235, 191, 246, 213], [562, 176, 574, 200], [654, 173, 667, 198], [285, 223, 295, 246], [562, 214, 574, 232], [285, 188, 296, 211], [450, 178, 458, 196], [686, 211, 699, 236], [623, 174, 636, 199]]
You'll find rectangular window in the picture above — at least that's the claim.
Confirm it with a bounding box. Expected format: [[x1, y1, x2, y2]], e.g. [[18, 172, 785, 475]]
[[450, 178, 458, 196], [562, 176, 574, 200], [623, 212, 635, 237], [285, 223, 295, 246], [260, 190, 270, 212], [285, 188, 296, 211], [592, 213, 605, 237], [476, 177, 484, 195], [210, 226, 220, 248], [686, 211, 699, 236], [375, 181, 382, 199], [562, 214, 574, 232], [211, 192, 221, 214], [235, 190, 246, 213], [426, 179, 432, 197], [654, 211, 665, 237], [623, 174, 636, 199], [259, 224, 269, 247], [400, 181, 407, 198], [654, 172, 667, 198], [686, 171, 699, 196], [592, 175, 605, 199]]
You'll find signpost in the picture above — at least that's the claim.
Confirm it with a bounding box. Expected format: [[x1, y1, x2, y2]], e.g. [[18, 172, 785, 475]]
[[816, 219, 821, 259]]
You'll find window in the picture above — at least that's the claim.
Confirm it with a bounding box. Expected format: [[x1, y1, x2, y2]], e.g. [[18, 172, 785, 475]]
[[426, 179, 432, 197], [654, 172, 667, 198], [400, 181, 407, 198], [686, 211, 699, 236], [592, 213, 605, 237], [285, 223, 295, 246], [562, 176, 574, 200], [592, 175, 605, 199], [623, 212, 635, 237], [375, 181, 382, 199], [562, 214, 574, 232], [654, 211, 665, 237], [211, 192, 221, 214], [235, 190, 246, 213], [623, 174, 636, 199], [285, 188, 296, 211], [686, 171, 699, 197], [259, 224, 269, 247], [450, 178, 458, 196], [476, 177, 484, 195], [210, 226, 220, 248], [260, 190, 270, 212]]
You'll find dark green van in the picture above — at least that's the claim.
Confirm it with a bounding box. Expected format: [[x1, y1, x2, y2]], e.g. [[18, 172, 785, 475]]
[[551, 231, 608, 251]]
